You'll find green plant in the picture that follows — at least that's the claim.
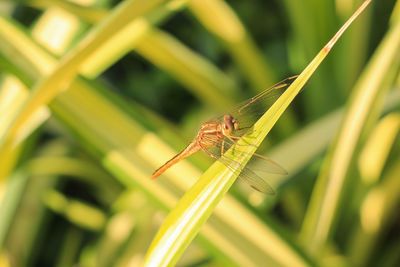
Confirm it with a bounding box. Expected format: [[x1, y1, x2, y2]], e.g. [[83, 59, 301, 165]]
[[0, 0, 399, 266]]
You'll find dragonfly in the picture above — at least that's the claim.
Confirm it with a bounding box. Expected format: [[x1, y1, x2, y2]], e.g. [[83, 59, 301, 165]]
[[152, 75, 298, 194]]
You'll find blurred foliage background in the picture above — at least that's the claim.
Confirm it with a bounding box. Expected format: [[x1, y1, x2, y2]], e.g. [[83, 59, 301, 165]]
[[0, 0, 399, 266]]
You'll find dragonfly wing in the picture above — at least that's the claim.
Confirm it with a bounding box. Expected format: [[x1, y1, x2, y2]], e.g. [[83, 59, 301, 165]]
[[206, 76, 299, 142], [220, 138, 287, 175], [199, 132, 283, 194], [217, 156, 275, 194], [248, 153, 287, 175], [238, 166, 275, 194], [235, 75, 299, 116], [212, 75, 299, 129]]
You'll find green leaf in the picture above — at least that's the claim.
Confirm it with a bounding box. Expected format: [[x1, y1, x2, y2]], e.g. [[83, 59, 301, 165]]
[[300, 4, 400, 255], [189, 0, 276, 90], [143, 2, 372, 266], [0, 0, 171, 151]]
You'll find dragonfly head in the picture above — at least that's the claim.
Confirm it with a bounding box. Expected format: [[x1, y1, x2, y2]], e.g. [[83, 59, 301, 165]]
[[222, 114, 239, 135]]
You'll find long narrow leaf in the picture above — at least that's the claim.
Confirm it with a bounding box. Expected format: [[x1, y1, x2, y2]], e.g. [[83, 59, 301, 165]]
[[0, 0, 165, 150], [300, 2, 400, 254], [0, 16, 304, 266], [144, 2, 371, 266], [189, 0, 276, 90]]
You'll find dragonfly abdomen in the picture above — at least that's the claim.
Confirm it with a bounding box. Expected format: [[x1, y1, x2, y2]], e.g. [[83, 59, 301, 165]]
[[152, 140, 201, 178]]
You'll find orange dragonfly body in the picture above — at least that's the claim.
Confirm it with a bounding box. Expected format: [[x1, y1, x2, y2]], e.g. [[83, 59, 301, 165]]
[[152, 75, 298, 194], [152, 115, 239, 178]]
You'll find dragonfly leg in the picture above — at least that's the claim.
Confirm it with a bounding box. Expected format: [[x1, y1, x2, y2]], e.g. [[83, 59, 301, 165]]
[[199, 142, 219, 160], [227, 135, 257, 149], [221, 139, 225, 156]]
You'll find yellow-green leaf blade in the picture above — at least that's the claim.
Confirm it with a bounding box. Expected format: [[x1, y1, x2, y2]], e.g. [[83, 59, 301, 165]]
[[144, 2, 371, 266]]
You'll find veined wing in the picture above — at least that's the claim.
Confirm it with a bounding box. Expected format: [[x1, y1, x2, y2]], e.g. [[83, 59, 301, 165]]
[[200, 140, 282, 194], [204, 137, 287, 175], [210, 75, 299, 135], [248, 153, 287, 175], [218, 156, 275, 194], [236, 75, 299, 115]]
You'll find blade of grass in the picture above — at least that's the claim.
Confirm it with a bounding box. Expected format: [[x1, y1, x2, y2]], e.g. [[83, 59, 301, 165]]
[[3, 168, 57, 267], [79, 1, 190, 78], [283, 0, 338, 119], [300, 1, 400, 255], [282, 0, 318, 58], [358, 113, 400, 184], [0, 75, 49, 179], [348, 116, 400, 266], [25, 0, 108, 23], [0, 0, 194, 179], [0, 1, 373, 265], [52, 83, 297, 266], [0, 0, 227, 147], [29, 0, 239, 112], [143, 2, 371, 266], [56, 226, 83, 267], [134, 27, 238, 110], [42, 189, 106, 231], [0, 16, 304, 266], [355, 154, 400, 266], [188, 0, 276, 91], [188, 0, 299, 136], [0, 0, 165, 150], [335, 0, 372, 91], [0, 171, 28, 247], [266, 108, 343, 187], [0, 6, 307, 265], [72, 4, 239, 112], [26, 155, 122, 204], [267, 87, 400, 191]]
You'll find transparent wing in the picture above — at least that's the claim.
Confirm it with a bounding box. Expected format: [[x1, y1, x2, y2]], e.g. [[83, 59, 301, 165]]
[[198, 76, 297, 193], [200, 138, 282, 194], [205, 137, 287, 175], [210, 75, 298, 135], [248, 153, 287, 175], [218, 156, 275, 194]]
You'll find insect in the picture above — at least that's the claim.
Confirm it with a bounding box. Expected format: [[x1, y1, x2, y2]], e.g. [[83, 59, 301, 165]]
[[152, 75, 298, 194]]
